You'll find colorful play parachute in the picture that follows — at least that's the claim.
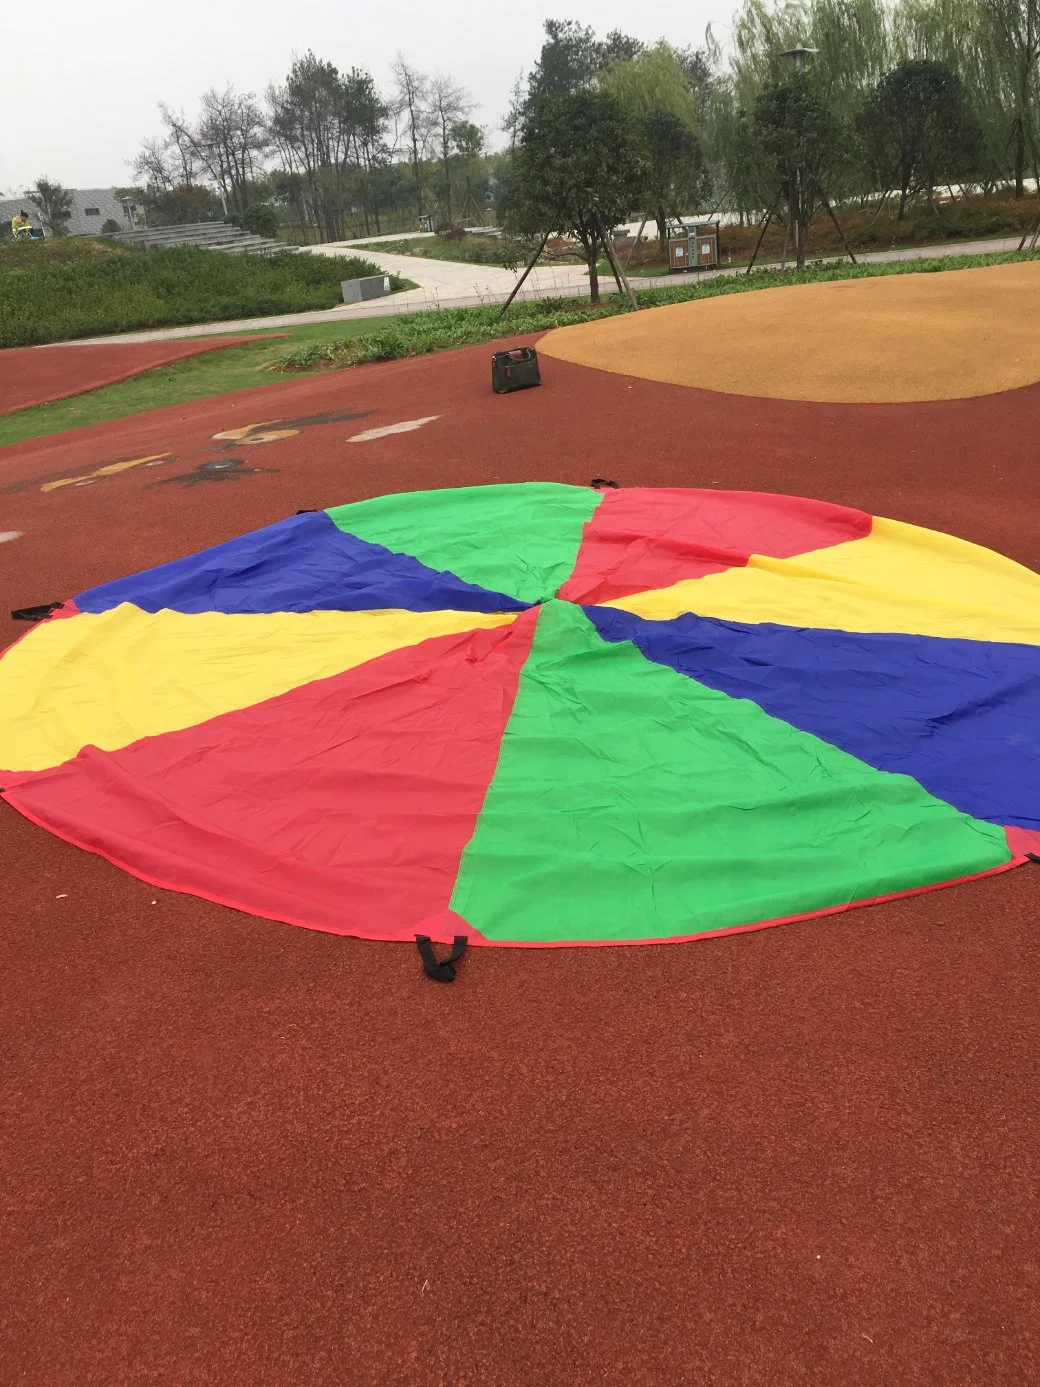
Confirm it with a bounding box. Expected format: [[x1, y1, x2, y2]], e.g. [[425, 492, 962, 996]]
[[2, 483, 1039, 948]]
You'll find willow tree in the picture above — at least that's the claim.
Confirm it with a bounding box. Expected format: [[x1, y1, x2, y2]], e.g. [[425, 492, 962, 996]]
[[728, 0, 891, 120], [988, 0, 1040, 194], [719, 0, 891, 206], [599, 43, 706, 247], [893, 0, 1015, 191], [598, 41, 699, 125]]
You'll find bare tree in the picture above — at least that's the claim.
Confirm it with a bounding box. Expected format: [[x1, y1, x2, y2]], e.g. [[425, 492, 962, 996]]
[[147, 90, 267, 214], [392, 55, 434, 218], [157, 106, 204, 185], [195, 87, 269, 212], [132, 135, 177, 193], [429, 74, 473, 222]]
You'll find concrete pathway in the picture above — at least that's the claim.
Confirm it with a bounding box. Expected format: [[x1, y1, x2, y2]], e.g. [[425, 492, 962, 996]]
[[58, 235, 1029, 346]]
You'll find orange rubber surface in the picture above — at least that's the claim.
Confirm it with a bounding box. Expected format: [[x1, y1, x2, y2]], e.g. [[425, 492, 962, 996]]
[[540, 260, 1040, 402]]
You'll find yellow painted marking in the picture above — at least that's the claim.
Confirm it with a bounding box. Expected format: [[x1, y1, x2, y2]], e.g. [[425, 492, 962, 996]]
[[608, 517, 1040, 645], [212, 422, 300, 444], [0, 606, 516, 773], [41, 454, 171, 493]]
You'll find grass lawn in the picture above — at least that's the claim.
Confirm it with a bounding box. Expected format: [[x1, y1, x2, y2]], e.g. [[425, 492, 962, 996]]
[[0, 320, 381, 448], [349, 233, 532, 267]]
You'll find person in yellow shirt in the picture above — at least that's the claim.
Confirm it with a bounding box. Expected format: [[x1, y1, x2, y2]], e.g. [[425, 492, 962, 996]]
[[11, 210, 32, 239]]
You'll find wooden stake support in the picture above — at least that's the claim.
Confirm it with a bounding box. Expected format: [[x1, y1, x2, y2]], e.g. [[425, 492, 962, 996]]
[[499, 230, 552, 318]]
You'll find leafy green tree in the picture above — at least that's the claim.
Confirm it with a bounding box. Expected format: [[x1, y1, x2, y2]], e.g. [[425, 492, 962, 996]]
[[729, 0, 891, 124], [857, 60, 983, 215], [526, 20, 603, 103], [238, 203, 279, 237], [752, 74, 846, 266], [269, 54, 390, 240], [504, 89, 645, 303], [525, 19, 643, 105], [450, 121, 488, 220], [709, 0, 890, 214], [640, 112, 710, 251], [29, 178, 73, 236], [600, 30, 645, 65]]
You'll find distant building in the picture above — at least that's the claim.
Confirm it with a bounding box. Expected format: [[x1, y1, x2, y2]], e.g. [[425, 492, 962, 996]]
[[1, 188, 139, 237]]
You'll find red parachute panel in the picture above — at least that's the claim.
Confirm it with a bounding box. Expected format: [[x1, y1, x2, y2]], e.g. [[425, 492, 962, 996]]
[[5, 614, 538, 941], [558, 488, 872, 604]]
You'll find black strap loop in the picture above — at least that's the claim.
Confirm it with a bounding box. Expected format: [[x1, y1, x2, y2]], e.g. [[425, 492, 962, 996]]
[[11, 602, 62, 622], [1026, 853, 1040, 863], [415, 934, 469, 983], [590, 478, 620, 489]]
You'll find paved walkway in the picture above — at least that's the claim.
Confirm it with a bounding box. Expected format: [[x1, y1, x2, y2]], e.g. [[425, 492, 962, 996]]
[[59, 235, 1028, 346]]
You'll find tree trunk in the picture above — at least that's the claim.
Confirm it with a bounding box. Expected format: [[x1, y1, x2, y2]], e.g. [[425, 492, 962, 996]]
[[1014, 116, 1026, 199], [897, 185, 908, 220], [656, 204, 669, 256], [586, 237, 600, 305]]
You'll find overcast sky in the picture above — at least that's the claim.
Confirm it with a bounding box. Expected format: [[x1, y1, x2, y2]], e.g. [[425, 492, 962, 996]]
[[1, 0, 725, 193]]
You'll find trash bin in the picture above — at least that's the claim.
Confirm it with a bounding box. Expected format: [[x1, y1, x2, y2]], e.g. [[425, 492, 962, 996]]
[[668, 235, 691, 271], [692, 223, 720, 268]]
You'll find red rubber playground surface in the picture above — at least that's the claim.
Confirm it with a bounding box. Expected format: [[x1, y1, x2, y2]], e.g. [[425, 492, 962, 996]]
[[2, 334, 1039, 1385], [0, 335, 272, 415]]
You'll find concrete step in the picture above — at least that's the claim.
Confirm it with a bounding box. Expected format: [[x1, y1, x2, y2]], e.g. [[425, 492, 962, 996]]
[[113, 222, 298, 256]]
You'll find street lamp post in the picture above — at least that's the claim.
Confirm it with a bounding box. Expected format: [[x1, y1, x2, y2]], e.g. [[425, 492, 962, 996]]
[[780, 42, 818, 73]]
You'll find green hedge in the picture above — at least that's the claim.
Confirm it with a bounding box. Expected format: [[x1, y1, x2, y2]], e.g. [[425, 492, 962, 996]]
[[0, 246, 398, 347]]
